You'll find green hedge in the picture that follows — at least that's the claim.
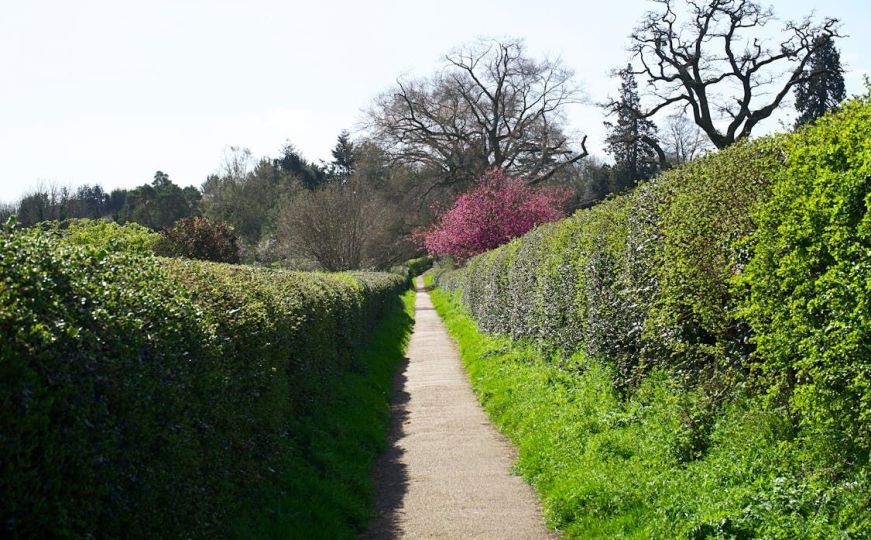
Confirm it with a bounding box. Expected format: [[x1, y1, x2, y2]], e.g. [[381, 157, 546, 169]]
[[738, 98, 871, 456], [27, 217, 159, 254], [390, 256, 433, 281], [0, 223, 406, 538], [437, 96, 870, 455]]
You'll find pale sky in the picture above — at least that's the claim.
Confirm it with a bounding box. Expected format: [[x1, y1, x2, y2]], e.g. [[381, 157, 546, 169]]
[[1, 0, 868, 203]]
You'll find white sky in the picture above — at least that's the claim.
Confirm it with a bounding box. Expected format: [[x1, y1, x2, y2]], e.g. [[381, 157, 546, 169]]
[[1, 0, 869, 203]]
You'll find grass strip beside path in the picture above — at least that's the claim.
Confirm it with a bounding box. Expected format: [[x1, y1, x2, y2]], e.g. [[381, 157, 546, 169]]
[[429, 286, 869, 539], [234, 289, 416, 539]]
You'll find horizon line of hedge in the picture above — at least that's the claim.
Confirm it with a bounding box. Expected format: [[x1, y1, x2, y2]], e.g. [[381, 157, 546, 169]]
[[436, 95, 870, 458], [0, 223, 408, 538]]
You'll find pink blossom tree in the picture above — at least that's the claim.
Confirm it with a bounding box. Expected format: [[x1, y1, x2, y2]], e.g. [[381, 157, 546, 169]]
[[415, 168, 572, 261]]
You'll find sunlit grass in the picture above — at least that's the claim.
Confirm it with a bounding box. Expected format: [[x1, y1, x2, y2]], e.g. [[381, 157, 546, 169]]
[[430, 287, 869, 539]]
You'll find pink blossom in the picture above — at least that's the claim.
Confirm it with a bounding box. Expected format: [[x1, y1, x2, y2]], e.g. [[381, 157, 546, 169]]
[[414, 168, 572, 261]]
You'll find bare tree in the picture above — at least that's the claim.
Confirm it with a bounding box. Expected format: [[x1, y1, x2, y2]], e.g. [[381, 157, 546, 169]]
[[218, 146, 254, 181], [625, 0, 839, 149], [662, 114, 712, 164], [367, 38, 588, 190], [277, 177, 411, 271], [0, 201, 16, 223]]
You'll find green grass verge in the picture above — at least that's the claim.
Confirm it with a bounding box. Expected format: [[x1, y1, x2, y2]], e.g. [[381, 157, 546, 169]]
[[233, 288, 416, 539], [430, 287, 869, 539]]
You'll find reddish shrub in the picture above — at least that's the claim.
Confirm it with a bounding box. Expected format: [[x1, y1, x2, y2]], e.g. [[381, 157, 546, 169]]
[[154, 217, 240, 263], [415, 168, 571, 261]]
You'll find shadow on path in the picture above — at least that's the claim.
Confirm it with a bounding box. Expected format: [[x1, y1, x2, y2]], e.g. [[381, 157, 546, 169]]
[[360, 355, 412, 540]]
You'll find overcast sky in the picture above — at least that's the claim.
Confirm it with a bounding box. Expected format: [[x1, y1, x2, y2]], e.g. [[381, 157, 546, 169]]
[[1, 0, 868, 203]]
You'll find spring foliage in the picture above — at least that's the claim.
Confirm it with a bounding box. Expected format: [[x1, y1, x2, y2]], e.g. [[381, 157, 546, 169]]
[[435, 96, 870, 534], [415, 168, 571, 261], [0, 222, 406, 538], [430, 288, 870, 538]]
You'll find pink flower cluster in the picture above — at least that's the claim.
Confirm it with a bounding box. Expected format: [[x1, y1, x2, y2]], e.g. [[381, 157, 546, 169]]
[[415, 168, 572, 261]]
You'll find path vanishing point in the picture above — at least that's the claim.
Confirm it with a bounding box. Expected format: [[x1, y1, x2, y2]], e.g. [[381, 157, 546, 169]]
[[362, 277, 553, 539]]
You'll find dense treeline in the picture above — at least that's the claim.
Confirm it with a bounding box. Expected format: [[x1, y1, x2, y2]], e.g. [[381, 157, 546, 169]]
[[2, 139, 436, 270], [0, 221, 408, 538], [434, 96, 869, 536], [3, 0, 848, 273]]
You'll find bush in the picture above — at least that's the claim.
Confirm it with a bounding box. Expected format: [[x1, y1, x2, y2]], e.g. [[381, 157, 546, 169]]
[[415, 168, 571, 261], [389, 256, 433, 281], [405, 255, 433, 277], [154, 216, 241, 263], [0, 222, 406, 538]]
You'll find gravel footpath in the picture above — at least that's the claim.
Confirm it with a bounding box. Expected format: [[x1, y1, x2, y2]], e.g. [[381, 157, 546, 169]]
[[362, 278, 553, 539]]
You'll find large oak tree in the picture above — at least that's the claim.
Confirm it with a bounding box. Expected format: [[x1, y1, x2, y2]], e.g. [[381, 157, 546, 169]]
[[367, 38, 588, 190], [623, 0, 840, 149]]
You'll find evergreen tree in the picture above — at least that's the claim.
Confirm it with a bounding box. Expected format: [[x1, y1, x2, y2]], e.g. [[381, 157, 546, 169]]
[[604, 65, 660, 192], [274, 143, 326, 190], [794, 36, 846, 128], [119, 171, 200, 229], [328, 130, 357, 180]]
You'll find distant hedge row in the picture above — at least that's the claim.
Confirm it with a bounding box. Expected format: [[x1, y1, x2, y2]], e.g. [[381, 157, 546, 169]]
[[0, 224, 406, 538], [390, 255, 433, 281], [437, 96, 870, 456]]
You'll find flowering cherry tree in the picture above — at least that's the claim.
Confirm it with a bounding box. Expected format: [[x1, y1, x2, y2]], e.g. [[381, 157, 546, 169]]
[[415, 168, 572, 261]]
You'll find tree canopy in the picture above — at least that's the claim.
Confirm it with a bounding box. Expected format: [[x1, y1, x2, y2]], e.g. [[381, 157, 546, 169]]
[[624, 0, 840, 149], [367, 38, 587, 191]]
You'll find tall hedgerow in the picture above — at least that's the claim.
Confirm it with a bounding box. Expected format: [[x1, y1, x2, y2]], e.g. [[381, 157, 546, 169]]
[[437, 94, 870, 455], [737, 94, 871, 455]]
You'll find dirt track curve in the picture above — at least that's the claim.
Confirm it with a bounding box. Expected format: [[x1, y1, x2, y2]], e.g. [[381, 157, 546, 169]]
[[362, 277, 553, 539]]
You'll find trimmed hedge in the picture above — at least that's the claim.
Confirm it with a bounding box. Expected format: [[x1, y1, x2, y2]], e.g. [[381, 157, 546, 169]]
[[27, 217, 159, 254], [738, 98, 871, 456], [0, 223, 406, 538], [437, 96, 870, 455]]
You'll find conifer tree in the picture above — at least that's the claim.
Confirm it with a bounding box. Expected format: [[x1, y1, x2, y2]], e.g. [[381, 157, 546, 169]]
[[329, 130, 357, 179], [794, 36, 846, 127], [604, 65, 661, 192]]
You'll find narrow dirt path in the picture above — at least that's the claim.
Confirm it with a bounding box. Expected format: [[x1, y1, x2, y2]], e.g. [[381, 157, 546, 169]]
[[362, 278, 553, 539]]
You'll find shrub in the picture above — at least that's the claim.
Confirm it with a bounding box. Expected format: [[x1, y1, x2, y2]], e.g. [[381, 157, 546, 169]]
[[389, 256, 433, 281], [416, 168, 571, 261], [154, 216, 241, 263], [0, 223, 406, 538], [404, 255, 433, 277]]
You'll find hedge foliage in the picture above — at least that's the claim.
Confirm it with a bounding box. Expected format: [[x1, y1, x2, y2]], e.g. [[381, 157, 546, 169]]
[[26, 218, 159, 254], [430, 287, 870, 538], [389, 255, 433, 281], [0, 222, 406, 538], [437, 96, 870, 456]]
